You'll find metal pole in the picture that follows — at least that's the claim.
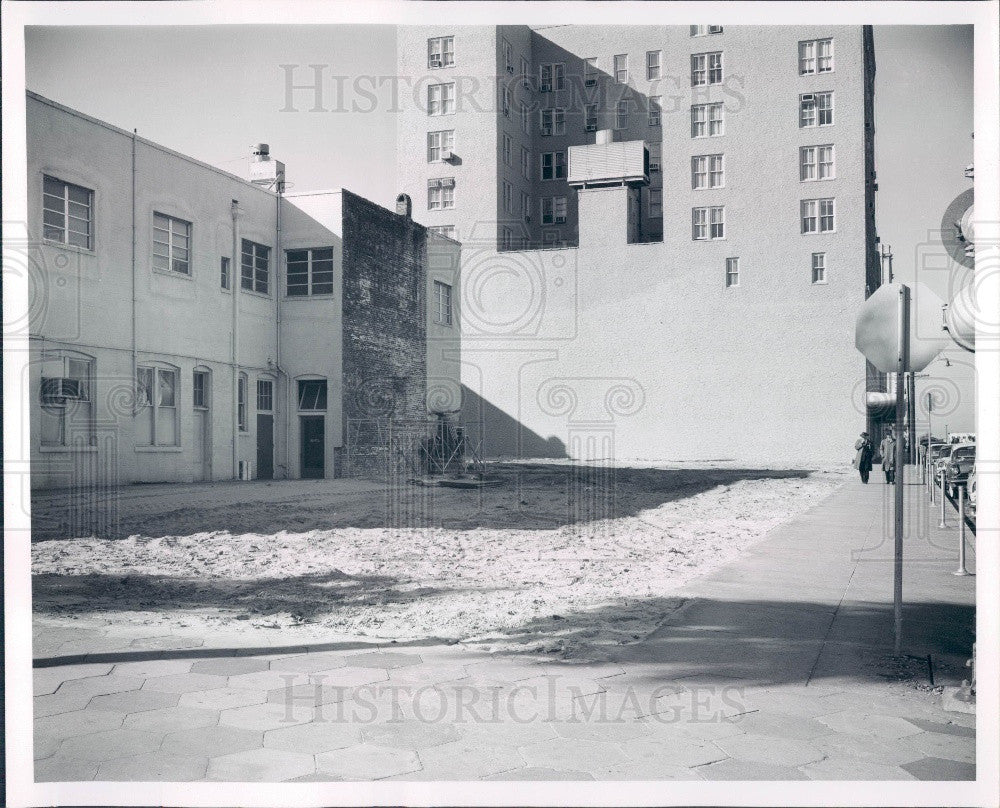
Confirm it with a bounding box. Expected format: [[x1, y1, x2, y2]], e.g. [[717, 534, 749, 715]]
[[907, 372, 916, 464], [954, 484, 970, 576], [939, 469, 948, 528], [893, 285, 908, 656]]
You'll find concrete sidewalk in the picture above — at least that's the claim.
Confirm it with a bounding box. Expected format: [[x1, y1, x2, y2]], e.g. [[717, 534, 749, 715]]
[[32, 468, 976, 782]]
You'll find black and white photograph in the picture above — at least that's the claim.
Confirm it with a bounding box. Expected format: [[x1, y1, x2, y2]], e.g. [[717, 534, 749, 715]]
[[2, 1, 999, 805]]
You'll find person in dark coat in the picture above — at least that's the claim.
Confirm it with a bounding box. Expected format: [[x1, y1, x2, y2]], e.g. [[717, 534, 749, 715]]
[[880, 430, 897, 484], [853, 432, 874, 483]]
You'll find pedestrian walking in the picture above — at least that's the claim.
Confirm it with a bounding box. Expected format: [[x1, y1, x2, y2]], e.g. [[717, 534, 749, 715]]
[[880, 430, 896, 484], [853, 432, 874, 484]]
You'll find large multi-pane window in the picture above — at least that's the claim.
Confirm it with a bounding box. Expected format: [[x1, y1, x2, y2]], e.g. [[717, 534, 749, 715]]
[[434, 280, 453, 326], [521, 147, 531, 179], [42, 175, 93, 249], [429, 225, 457, 240], [521, 191, 531, 220], [298, 379, 327, 411], [692, 154, 725, 189], [615, 100, 629, 130], [540, 108, 565, 136], [539, 63, 565, 91], [800, 92, 834, 127], [427, 82, 456, 115], [502, 86, 512, 118], [241, 239, 270, 294], [257, 379, 273, 412], [502, 181, 514, 214], [801, 198, 836, 233], [692, 206, 725, 240], [427, 36, 455, 68], [502, 38, 514, 73], [427, 130, 455, 162], [541, 196, 567, 225], [520, 102, 530, 134], [691, 25, 724, 36], [648, 96, 661, 127], [649, 189, 663, 218], [691, 102, 724, 137], [585, 103, 599, 131], [584, 57, 598, 85], [428, 177, 456, 210], [39, 353, 94, 447], [691, 52, 723, 86], [646, 50, 662, 80], [220, 256, 231, 290], [725, 257, 740, 288], [614, 54, 628, 83], [152, 213, 191, 275], [800, 145, 835, 181], [540, 151, 566, 181], [812, 252, 827, 284], [286, 248, 334, 296], [799, 38, 834, 75], [193, 370, 209, 409], [237, 373, 248, 431], [137, 365, 179, 446], [502, 133, 512, 166]]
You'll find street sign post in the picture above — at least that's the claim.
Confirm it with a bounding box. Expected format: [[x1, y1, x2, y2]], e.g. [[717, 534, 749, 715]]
[[855, 282, 948, 656]]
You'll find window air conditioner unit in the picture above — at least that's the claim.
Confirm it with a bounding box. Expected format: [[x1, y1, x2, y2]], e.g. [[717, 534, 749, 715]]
[[585, 123, 597, 132], [440, 149, 453, 161], [555, 216, 567, 224], [41, 377, 85, 402], [585, 78, 597, 87], [649, 161, 661, 171], [801, 93, 816, 103], [540, 83, 552, 92], [430, 58, 442, 68]]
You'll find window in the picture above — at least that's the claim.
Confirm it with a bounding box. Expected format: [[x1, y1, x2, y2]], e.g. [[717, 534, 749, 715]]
[[42, 175, 93, 249], [692, 154, 724, 189], [428, 36, 454, 68], [648, 142, 661, 171], [691, 52, 723, 86], [800, 145, 834, 181], [257, 379, 273, 412], [541, 196, 568, 225], [646, 50, 662, 80], [502, 86, 512, 117], [137, 365, 179, 446], [427, 130, 455, 162], [500, 226, 513, 250], [298, 379, 327, 411], [584, 57, 598, 85], [691, 25, 723, 36], [502, 38, 514, 73], [800, 92, 833, 127], [615, 100, 629, 130], [429, 225, 457, 240], [540, 108, 565, 136], [539, 63, 565, 91], [799, 38, 833, 75], [540, 151, 566, 181], [521, 147, 531, 179], [811, 252, 827, 284], [193, 370, 209, 409], [648, 96, 661, 126], [521, 191, 531, 219], [39, 353, 94, 447], [434, 280, 453, 325], [801, 198, 835, 233], [502, 181, 514, 214], [238, 373, 248, 431], [726, 257, 740, 288], [614, 54, 628, 83], [691, 102, 724, 137], [221, 256, 231, 290], [649, 189, 663, 218], [240, 239, 270, 294], [520, 56, 530, 83], [692, 206, 725, 240], [152, 213, 191, 274], [585, 103, 599, 131], [520, 102, 530, 134], [286, 248, 334, 296], [502, 133, 512, 166], [428, 82, 456, 116], [428, 177, 456, 210]]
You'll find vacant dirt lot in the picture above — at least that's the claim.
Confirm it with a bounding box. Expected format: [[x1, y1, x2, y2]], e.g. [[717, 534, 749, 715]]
[[32, 463, 846, 658]]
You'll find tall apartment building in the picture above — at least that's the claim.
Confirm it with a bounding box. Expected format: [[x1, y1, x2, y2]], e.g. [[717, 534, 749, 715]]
[[396, 25, 879, 465], [25, 92, 461, 492]]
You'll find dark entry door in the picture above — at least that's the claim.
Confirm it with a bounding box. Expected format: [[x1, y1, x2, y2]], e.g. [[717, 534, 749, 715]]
[[300, 416, 324, 479], [256, 414, 274, 480]]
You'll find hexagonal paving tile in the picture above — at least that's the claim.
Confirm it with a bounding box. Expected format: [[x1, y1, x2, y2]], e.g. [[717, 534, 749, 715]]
[[54, 674, 145, 700], [142, 673, 228, 694], [813, 733, 926, 766], [909, 731, 976, 763], [269, 652, 350, 674], [88, 689, 179, 714], [460, 719, 559, 748], [34, 755, 99, 782], [191, 657, 270, 676], [266, 683, 349, 706], [714, 733, 823, 768], [817, 711, 923, 740], [308, 666, 390, 689], [264, 720, 362, 754], [34, 664, 114, 696], [316, 743, 421, 780], [520, 737, 629, 773], [802, 756, 917, 780], [387, 664, 468, 687], [228, 670, 312, 691], [343, 651, 423, 669], [621, 733, 727, 769], [207, 747, 316, 782], [178, 687, 267, 711], [58, 729, 165, 762], [417, 740, 525, 779], [698, 758, 810, 781], [124, 706, 220, 733], [723, 710, 832, 741], [160, 725, 263, 758], [518, 674, 608, 700], [35, 709, 126, 740], [97, 752, 209, 781], [111, 659, 194, 679], [35, 691, 100, 718], [219, 701, 315, 732], [901, 756, 976, 781], [360, 719, 461, 750]]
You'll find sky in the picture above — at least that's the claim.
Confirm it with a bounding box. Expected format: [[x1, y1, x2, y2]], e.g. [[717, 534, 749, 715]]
[[24, 23, 977, 432]]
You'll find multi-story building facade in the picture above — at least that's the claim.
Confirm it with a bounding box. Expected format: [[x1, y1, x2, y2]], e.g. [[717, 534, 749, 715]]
[[26, 91, 461, 490], [397, 25, 879, 465]]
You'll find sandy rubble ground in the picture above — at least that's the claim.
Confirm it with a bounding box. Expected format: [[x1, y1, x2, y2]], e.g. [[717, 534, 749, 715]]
[[31, 463, 849, 659]]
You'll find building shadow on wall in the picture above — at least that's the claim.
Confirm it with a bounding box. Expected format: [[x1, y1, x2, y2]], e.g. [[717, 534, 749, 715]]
[[461, 384, 568, 459]]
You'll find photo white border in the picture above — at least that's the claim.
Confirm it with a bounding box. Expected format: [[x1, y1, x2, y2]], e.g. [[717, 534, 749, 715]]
[[3, 2, 999, 806]]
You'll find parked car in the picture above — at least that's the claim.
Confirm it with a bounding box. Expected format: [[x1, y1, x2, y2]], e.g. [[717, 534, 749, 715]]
[[929, 443, 951, 472], [949, 432, 976, 445], [932, 444, 957, 479], [945, 444, 976, 497]]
